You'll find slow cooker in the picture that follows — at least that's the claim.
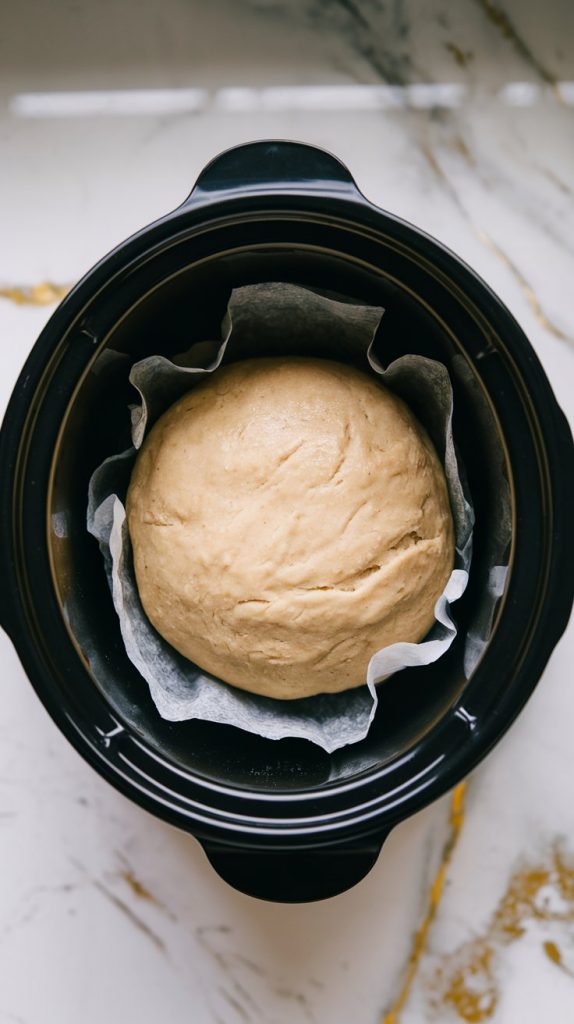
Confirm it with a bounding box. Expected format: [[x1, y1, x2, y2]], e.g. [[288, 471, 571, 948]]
[[1, 140, 572, 902]]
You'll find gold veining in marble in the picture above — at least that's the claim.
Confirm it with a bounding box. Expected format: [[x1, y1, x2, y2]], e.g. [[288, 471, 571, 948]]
[[115, 852, 178, 922], [445, 42, 474, 68], [418, 138, 572, 348], [0, 282, 71, 306], [543, 939, 562, 966], [92, 877, 167, 953], [418, 140, 446, 185], [381, 782, 467, 1024], [451, 135, 475, 166], [477, 231, 572, 345], [120, 868, 157, 903], [430, 845, 574, 1021]]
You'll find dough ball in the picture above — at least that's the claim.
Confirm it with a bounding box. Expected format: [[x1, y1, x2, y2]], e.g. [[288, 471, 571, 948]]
[[126, 358, 454, 699]]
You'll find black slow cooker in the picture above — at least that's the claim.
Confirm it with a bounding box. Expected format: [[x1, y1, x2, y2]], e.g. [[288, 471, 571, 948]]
[[1, 141, 573, 902]]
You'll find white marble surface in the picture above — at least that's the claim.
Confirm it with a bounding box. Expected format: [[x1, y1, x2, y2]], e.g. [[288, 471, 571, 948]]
[[1, 1, 574, 1022]]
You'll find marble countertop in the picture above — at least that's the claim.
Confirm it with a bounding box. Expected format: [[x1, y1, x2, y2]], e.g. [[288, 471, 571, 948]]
[[1, 1, 573, 1021]]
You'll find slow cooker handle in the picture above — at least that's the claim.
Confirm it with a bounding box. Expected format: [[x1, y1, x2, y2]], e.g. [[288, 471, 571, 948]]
[[201, 832, 388, 903], [184, 140, 362, 203]]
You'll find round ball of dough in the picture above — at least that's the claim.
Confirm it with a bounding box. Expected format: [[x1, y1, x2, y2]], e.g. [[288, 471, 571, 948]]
[[127, 358, 454, 700]]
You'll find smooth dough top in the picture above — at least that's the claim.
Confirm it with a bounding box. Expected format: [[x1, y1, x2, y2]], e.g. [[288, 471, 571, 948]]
[[126, 357, 455, 700]]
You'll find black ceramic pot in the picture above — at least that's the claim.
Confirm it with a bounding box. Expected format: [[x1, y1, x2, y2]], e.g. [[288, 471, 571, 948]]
[[1, 141, 573, 903]]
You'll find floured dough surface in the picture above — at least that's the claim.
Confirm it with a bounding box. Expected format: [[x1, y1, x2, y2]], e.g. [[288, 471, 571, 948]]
[[127, 358, 454, 699]]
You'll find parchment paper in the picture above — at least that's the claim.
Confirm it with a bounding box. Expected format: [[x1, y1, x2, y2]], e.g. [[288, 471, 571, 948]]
[[87, 283, 474, 753]]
